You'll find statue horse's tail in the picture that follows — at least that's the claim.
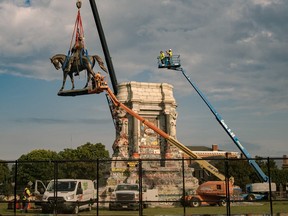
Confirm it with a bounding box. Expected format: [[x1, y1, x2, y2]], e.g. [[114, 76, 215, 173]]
[[93, 55, 108, 73]]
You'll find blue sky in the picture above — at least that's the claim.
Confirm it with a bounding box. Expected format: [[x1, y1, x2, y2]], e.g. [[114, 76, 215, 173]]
[[0, 0, 287, 160]]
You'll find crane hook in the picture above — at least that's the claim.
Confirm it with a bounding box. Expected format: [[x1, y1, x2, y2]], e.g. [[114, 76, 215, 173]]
[[76, 0, 82, 9]]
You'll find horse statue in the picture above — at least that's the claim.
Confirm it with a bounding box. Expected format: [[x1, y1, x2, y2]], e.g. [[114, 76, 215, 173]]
[[50, 53, 107, 91]]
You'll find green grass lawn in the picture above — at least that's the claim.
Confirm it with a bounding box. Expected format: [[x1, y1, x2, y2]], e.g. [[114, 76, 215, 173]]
[[141, 202, 288, 215], [1, 201, 287, 215]]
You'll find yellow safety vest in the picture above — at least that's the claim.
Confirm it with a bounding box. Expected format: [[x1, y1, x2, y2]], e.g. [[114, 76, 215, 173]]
[[23, 188, 31, 200]]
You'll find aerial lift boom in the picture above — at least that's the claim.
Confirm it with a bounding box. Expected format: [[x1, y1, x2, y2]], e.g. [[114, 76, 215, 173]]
[[157, 56, 269, 183]]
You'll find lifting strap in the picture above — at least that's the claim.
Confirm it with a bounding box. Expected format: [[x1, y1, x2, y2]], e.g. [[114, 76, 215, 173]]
[[63, 0, 89, 70], [69, 10, 85, 52]]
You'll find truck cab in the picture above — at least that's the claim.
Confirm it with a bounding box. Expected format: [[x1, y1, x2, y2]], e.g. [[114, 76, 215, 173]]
[[109, 183, 147, 210]]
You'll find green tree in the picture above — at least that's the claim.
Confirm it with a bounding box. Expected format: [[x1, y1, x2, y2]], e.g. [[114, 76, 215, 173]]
[[0, 161, 12, 195], [58, 142, 110, 186], [214, 158, 266, 189], [278, 169, 288, 188], [248, 157, 281, 186], [13, 149, 60, 189], [213, 159, 247, 188], [269, 168, 288, 189], [215, 156, 284, 190], [254, 156, 278, 174], [56, 148, 79, 179]]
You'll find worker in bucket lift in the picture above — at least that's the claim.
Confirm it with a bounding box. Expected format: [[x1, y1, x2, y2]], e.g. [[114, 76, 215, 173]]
[[94, 72, 106, 89], [159, 51, 165, 65], [65, 34, 85, 75], [166, 49, 173, 65]]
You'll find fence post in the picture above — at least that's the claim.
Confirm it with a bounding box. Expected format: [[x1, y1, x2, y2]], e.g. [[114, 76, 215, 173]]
[[53, 160, 58, 214], [138, 159, 143, 216], [267, 157, 273, 215], [96, 159, 99, 216], [182, 157, 186, 216], [13, 160, 18, 214], [225, 153, 231, 215]]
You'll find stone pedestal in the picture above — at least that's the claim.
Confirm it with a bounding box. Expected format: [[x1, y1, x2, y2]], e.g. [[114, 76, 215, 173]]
[[108, 81, 198, 204], [112, 82, 180, 159]]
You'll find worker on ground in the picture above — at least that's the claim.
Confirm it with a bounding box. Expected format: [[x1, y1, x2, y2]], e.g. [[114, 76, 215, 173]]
[[166, 49, 173, 65], [65, 34, 85, 76], [22, 184, 31, 213], [159, 51, 165, 65]]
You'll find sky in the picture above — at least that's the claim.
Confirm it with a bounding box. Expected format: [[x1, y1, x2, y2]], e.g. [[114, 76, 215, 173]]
[[0, 0, 287, 161]]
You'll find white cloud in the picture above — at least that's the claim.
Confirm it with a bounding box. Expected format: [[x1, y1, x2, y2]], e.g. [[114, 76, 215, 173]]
[[252, 0, 280, 7]]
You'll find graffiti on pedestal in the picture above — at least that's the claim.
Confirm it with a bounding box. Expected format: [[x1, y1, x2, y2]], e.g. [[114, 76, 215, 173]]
[[139, 117, 160, 158]]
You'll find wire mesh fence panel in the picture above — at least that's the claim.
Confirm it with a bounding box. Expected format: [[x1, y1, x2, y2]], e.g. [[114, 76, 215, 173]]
[[0, 157, 288, 215]]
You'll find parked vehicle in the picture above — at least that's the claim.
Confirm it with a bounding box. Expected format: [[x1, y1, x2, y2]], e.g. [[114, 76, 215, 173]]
[[41, 179, 96, 214], [242, 182, 276, 201], [181, 181, 237, 207], [30, 180, 47, 207], [181, 180, 277, 207], [109, 183, 147, 210]]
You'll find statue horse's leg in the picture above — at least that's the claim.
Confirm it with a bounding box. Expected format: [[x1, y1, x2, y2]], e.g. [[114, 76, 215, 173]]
[[68, 72, 75, 90], [60, 70, 67, 91], [84, 70, 91, 89], [83, 59, 95, 89], [60, 70, 74, 91]]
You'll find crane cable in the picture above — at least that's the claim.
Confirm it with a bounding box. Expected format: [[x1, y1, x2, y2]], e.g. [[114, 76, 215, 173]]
[[69, 0, 85, 52], [63, 0, 92, 75]]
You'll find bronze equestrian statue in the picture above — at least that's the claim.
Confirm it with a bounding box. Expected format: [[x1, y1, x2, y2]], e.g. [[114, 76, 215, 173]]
[[50, 53, 107, 91]]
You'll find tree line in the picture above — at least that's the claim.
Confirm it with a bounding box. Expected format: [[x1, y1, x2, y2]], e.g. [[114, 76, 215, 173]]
[[1, 145, 288, 196], [213, 157, 288, 190], [0, 142, 110, 195]]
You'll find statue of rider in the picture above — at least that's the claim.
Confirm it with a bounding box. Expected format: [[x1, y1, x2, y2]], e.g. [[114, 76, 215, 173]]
[[65, 34, 85, 76]]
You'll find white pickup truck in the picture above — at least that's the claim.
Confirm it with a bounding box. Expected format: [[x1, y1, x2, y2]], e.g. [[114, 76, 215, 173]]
[[109, 183, 158, 210]]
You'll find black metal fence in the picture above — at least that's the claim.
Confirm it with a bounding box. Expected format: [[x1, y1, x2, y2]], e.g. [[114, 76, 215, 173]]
[[0, 157, 288, 215]]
